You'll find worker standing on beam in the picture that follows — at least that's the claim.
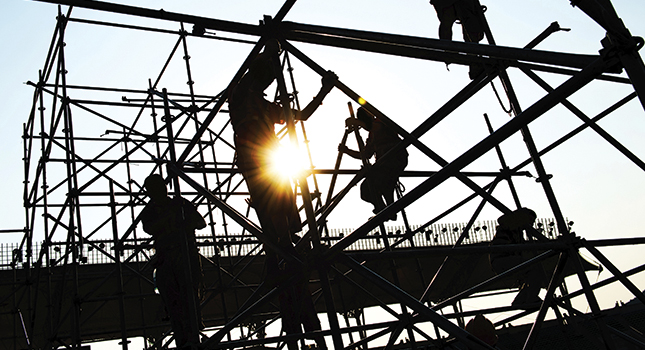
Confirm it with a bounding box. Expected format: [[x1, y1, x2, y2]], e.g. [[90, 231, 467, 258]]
[[430, 0, 486, 78]]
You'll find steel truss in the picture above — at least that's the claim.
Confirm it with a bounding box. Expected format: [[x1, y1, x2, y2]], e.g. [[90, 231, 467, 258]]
[[3, 0, 645, 349]]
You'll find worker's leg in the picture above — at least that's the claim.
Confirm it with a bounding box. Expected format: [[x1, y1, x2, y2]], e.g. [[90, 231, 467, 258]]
[[435, 4, 458, 40]]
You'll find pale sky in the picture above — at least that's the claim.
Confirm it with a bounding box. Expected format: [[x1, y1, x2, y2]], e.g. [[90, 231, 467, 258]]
[[2, 0, 645, 346]]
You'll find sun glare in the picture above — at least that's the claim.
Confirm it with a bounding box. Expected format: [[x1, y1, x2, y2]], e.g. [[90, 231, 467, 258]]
[[269, 143, 308, 180]]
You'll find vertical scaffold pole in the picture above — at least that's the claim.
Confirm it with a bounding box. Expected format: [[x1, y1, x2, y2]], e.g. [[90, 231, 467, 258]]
[[109, 180, 129, 350]]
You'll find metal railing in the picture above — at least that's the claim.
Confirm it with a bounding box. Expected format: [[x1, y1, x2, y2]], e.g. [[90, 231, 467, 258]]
[[1, 218, 564, 269]]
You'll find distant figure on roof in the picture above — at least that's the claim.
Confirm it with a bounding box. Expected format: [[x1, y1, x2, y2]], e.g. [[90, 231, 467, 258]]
[[430, 0, 486, 78], [141, 174, 206, 349], [338, 107, 408, 221], [228, 38, 335, 350], [489, 207, 547, 309]]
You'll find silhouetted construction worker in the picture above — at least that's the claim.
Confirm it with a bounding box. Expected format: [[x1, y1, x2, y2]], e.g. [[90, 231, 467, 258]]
[[430, 0, 486, 78], [228, 39, 334, 350], [141, 174, 206, 349], [339, 107, 408, 221], [465, 314, 498, 348], [431, 0, 484, 43], [489, 207, 546, 308]]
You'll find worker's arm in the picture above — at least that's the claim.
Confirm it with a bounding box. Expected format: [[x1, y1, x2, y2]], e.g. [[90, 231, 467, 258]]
[[296, 71, 338, 121], [338, 144, 361, 159], [338, 116, 369, 159]]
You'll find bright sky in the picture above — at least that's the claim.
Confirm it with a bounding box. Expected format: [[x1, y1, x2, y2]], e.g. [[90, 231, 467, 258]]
[[2, 0, 645, 347]]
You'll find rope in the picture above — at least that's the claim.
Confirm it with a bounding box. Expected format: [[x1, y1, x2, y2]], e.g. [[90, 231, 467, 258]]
[[396, 181, 406, 195], [490, 80, 513, 116]]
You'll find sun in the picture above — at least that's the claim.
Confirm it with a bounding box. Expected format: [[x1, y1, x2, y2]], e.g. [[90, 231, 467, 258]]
[[269, 142, 309, 180]]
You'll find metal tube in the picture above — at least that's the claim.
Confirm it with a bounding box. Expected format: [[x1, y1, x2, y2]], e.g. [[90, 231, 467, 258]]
[[109, 181, 129, 350], [34, 0, 260, 36], [522, 252, 569, 350], [570, 245, 618, 348], [485, 113, 521, 208], [281, 21, 597, 68], [56, 9, 85, 346]]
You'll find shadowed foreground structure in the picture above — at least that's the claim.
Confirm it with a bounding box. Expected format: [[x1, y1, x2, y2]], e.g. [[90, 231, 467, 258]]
[[0, 228, 601, 348], [2, 0, 645, 349]]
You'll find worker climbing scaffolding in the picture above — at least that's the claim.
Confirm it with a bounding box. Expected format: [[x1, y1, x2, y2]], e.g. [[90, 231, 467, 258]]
[[227, 38, 336, 350], [338, 106, 408, 222]]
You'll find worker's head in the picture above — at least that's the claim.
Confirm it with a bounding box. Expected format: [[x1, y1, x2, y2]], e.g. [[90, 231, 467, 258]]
[[245, 39, 281, 93], [465, 314, 498, 347], [497, 207, 536, 230], [356, 107, 374, 130], [144, 174, 168, 202]]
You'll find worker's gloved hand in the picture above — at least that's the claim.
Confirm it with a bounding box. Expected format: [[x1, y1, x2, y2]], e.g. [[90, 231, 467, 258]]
[[291, 108, 303, 121], [345, 116, 364, 129], [266, 102, 284, 123], [338, 144, 348, 153], [322, 70, 338, 88]]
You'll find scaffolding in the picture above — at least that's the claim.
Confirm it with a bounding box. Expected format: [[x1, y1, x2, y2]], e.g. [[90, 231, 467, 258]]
[[3, 0, 645, 349]]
